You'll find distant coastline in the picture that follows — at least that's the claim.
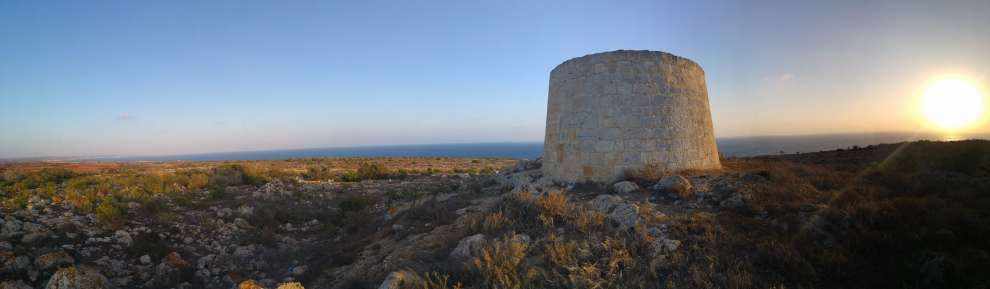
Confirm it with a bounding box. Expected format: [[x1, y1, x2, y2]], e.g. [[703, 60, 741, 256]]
[[4, 132, 988, 163]]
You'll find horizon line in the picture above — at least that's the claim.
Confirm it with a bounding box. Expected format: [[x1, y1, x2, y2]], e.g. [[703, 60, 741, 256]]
[[4, 130, 988, 162]]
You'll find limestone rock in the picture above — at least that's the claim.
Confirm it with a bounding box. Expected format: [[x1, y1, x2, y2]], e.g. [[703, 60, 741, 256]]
[[112, 230, 132, 247], [237, 205, 255, 216], [590, 195, 623, 213], [612, 181, 640, 194], [509, 234, 531, 247], [653, 175, 693, 199], [449, 234, 487, 261], [608, 203, 640, 230], [659, 238, 681, 251], [45, 266, 112, 289], [650, 238, 681, 256]]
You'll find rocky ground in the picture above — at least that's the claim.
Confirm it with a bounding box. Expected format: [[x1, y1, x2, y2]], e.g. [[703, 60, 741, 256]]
[[3, 140, 989, 289], [0, 158, 758, 289]]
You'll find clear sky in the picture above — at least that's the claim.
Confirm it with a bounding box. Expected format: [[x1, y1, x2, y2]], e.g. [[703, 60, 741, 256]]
[[1, 0, 988, 158]]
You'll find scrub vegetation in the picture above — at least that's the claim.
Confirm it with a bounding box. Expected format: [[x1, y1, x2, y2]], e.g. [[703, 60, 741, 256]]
[[1, 141, 987, 289]]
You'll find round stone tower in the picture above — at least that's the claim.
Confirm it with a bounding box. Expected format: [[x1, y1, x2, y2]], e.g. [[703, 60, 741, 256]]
[[543, 50, 720, 182]]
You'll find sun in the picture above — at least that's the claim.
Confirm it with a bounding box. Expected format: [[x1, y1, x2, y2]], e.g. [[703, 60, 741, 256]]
[[920, 77, 986, 131]]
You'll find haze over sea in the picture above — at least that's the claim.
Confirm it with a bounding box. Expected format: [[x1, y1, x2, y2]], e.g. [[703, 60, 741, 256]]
[[8, 132, 988, 163]]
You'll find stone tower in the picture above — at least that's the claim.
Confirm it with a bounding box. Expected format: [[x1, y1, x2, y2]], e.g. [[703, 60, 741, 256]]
[[543, 50, 720, 182]]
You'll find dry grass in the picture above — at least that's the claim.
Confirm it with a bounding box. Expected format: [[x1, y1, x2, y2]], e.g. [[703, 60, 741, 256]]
[[399, 271, 464, 289], [418, 141, 990, 289], [469, 234, 538, 289]]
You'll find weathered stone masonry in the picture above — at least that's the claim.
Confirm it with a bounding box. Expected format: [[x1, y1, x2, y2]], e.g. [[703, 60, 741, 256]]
[[543, 50, 721, 182]]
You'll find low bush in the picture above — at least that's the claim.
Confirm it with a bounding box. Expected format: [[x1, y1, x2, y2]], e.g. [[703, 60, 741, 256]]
[[95, 196, 126, 228]]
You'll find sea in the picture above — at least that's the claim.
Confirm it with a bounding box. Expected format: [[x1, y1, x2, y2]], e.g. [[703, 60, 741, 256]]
[[11, 132, 990, 163]]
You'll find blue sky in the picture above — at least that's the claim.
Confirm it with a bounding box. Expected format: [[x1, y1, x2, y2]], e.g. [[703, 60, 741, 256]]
[[1, 0, 988, 158]]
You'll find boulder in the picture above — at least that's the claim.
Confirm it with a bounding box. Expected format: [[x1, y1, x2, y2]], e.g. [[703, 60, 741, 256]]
[[237, 205, 255, 216], [113, 231, 132, 247], [512, 158, 542, 173], [510, 171, 540, 190], [509, 234, 531, 247], [449, 234, 487, 261], [652, 175, 693, 199], [612, 181, 640, 194], [607, 203, 640, 230], [658, 238, 681, 251], [590, 195, 623, 213], [650, 238, 681, 257], [45, 266, 112, 289]]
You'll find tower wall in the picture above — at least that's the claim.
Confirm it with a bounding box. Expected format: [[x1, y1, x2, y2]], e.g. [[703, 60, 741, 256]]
[[543, 50, 720, 182]]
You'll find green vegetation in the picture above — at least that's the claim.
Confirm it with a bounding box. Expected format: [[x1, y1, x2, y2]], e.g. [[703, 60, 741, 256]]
[[0, 158, 512, 229]]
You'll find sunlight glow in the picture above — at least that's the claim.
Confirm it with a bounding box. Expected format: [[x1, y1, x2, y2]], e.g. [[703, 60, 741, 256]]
[[920, 77, 985, 131]]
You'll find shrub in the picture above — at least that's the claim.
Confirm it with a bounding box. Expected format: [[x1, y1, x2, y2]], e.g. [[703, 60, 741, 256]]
[[209, 164, 247, 188], [95, 196, 125, 228], [470, 234, 538, 289], [336, 162, 391, 182], [399, 271, 464, 289], [304, 165, 334, 181], [356, 162, 390, 180]]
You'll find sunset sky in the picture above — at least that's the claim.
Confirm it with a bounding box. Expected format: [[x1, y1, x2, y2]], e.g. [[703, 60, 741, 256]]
[[1, 0, 988, 158]]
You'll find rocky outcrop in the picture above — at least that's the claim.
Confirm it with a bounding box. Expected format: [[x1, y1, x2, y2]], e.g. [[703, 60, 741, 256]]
[[589, 194, 640, 230], [608, 203, 641, 230], [612, 181, 640, 194], [590, 194, 623, 213], [653, 175, 693, 199], [449, 234, 487, 261]]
